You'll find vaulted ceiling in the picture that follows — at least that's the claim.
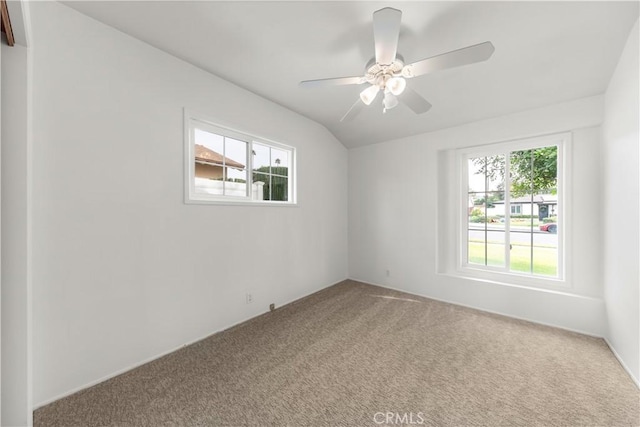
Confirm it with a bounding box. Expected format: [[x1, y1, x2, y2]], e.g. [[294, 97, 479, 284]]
[[64, 1, 639, 148]]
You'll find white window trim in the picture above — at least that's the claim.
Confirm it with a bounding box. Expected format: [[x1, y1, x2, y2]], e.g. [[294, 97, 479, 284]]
[[456, 132, 572, 290], [184, 110, 297, 206]]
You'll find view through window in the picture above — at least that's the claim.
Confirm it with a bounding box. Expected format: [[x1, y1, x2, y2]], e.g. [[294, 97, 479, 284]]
[[186, 115, 295, 204], [464, 140, 562, 278]]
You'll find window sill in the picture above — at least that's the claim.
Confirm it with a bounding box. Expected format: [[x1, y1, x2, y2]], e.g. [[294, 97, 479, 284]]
[[185, 198, 298, 207], [444, 266, 571, 293]]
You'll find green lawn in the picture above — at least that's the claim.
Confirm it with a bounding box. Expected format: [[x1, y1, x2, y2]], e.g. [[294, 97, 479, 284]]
[[468, 240, 557, 276]]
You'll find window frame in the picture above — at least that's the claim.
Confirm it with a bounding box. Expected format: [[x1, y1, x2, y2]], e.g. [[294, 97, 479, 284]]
[[184, 110, 297, 206], [457, 132, 571, 289]]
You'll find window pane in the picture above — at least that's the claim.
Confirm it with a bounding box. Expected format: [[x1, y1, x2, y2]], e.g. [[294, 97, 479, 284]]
[[510, 149, 533, 197], [252, 174, 289, 202], [223, 137, 247, 196], [253, 172, 269, 200], [486, 155, 505, 191], [511, 199, 536, 230], [194, 129, 225, 196], [468, 229, 486, 265], [270, 176, 288, 201], [252, 143, 270, 171], [532, 146, 558, 193], [253, 172, 269, 184], [510, 230, 532, 274], [469, 192, 487, 224], [271, 147, 289, 175], [468, 155, 504, 193], [486, 191, 506, 267], [533, 231, 558, 277], [485, 191, 505, 224], [468, 158, 485, 193], [487, 231, 505, 267], [195, 129, 224, 164]]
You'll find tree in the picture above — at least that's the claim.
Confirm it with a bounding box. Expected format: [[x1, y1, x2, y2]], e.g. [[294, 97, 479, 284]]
[[472, 146, 557, 197], [474, 193, 504, 207], [510, 146, 557, 196]]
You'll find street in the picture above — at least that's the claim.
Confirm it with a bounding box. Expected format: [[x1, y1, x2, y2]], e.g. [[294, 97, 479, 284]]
[[468, 226, 558, 245]]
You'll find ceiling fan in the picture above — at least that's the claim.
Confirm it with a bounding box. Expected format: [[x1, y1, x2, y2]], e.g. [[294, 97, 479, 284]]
[[300, 7, 495, 122]]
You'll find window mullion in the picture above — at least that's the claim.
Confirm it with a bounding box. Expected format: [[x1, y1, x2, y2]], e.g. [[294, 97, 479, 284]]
[[463, 158, 470, 267], [222, 136, 227, 195], [557, 143, 564, 279], [484, 156, 488, 266], [248, 141, 253, 199], [505, 153, 511, 272], [530, 149, 534, 274]]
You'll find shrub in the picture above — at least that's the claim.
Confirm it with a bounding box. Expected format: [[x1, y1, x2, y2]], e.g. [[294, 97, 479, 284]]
[[470, 216, 500, 223]]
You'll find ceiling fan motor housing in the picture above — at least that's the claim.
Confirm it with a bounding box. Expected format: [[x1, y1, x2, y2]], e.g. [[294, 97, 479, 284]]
[[365, 56, 405, 87]]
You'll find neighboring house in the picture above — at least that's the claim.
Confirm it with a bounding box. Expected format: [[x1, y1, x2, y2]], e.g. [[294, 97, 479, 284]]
[[492, 194, 557, 219], [194, 144, 264, 199], [194, 144, 245, 179]]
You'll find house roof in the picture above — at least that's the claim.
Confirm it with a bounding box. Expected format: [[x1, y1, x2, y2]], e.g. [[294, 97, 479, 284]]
[[195, 144, 245, 170]]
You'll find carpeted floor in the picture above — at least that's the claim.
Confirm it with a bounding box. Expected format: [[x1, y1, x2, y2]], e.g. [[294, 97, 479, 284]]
[[35, 280, 639, 426]]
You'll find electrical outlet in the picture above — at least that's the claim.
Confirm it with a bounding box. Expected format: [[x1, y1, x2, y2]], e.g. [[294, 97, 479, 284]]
[[386, 269, 390, 277], [246, 293, 253, 304], [269, 303, 275, 312]]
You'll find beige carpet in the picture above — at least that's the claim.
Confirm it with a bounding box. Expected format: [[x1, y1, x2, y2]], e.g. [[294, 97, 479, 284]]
[[35, 280, 639, 426]]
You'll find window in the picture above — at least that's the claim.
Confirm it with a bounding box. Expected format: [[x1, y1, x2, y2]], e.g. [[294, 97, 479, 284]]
[[185, 112, 296, 205], [460, 133, 567, 281]]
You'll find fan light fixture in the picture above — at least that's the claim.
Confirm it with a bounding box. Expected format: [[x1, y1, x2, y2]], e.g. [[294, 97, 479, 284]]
[[387, 77, 406, 96], [383, 91, 399, 112], [359, 85, 380, 105]]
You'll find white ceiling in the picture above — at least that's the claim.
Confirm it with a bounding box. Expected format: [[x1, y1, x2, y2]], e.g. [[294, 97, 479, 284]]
[[63, 1, 639, 148]]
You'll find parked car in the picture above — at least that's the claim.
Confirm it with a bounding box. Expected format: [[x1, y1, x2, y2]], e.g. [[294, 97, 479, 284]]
[[539, 223, 557, 233]]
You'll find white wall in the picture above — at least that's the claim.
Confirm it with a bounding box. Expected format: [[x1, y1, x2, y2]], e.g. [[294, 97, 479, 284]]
[[1, 41, 31, 426], [349, 95, 607, 336], [30, 2, 347, 406], [602, 20, 639, 384], [1, 29, 3, 426]]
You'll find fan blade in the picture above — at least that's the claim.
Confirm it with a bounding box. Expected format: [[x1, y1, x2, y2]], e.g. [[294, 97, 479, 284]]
[[300, 76, 365, 88], [373, 7, 402, 65], [340, 98, 365, 122], [399, 87, 432, 114], [403, 41, 495, 78]]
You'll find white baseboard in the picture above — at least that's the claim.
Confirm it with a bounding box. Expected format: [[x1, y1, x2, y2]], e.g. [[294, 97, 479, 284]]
[[33, 278, 348, 410], [604, 338, 640, 389]]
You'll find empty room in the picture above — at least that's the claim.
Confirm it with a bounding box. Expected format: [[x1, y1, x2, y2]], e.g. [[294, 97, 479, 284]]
[[1, 1, 639, 426]]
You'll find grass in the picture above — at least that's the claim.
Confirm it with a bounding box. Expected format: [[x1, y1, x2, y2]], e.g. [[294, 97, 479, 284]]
[[468, 240, 557, 276]]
